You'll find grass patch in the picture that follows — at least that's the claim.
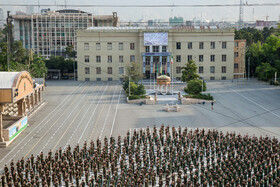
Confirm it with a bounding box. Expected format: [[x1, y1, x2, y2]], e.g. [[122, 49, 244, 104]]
[[128, 95, 147, 100], [183, 93, 213, 100]]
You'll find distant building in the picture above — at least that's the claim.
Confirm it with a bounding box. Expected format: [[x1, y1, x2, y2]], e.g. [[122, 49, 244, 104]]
[[148, 20, 154, 26], [15, 11, 26, 15], [255, 20, 278, 30], [0, 8, 4, 28], [12, 10, 119, 59], [169, 17, 184, 26], [77, 26, 235, 81], [0, 8, 3, 21], [186, 21, 192, 26], [234, 40, 246, 79]]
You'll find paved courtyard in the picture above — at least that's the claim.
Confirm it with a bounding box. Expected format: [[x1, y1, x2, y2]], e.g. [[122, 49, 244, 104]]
[[0, 79, 280, 171]]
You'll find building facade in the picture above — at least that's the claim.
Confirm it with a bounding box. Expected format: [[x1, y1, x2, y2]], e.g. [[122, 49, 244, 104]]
[[234, 40, 246, 79], [77, 26, 235, 81], [12, 10, 118, 59]]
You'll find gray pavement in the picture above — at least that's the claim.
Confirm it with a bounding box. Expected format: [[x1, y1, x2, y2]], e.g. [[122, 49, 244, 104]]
[[1, 79, 280, 171]]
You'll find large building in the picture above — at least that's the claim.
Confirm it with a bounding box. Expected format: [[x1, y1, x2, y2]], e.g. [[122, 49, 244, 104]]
[[234, 39, 246, 79], [12, 10, 118, 59], [77, 26, 235, 81]]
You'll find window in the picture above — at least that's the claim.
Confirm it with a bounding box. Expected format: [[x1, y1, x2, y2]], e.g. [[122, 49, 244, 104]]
[[119, 67, 124, 74], [176, 55, 181, 62], [108, 78, 113, 81], [85, 78, 90, 81], [210, 42, 215, 49], [188, 42, 192, 49], [235, 42, 239, 47], [221, 76, 227, 80], [199, 55, 204, 62], [119, 43, 123, 50], [199, 42, 204, 49], [176, 67, 181, 74], [222, 55, 227, 62], [96, 67, 101, 74], [210, 66, 215, 73], [176, 77, 181, 81], [162, 46, 167, 52], [85, 67, 90, 74], [234, 52, 239, 57], [108, 67, 112, 74], [84, 55, 89, 63], [107, 56, 112, 63], [222, 42, 227, 49], [234, 63, 239, 69], [145, 46, 150, 52], [176, 42, 181, 49], [162, 56, 167, 65], [130, 55, 135, 62], [210, 77, 215, 80], [96, 56, 101, 63], [96, 42, 101, 50], [107, 42, 112, 50], [153, 46, 159, 52], [145, 56, 150, 65], [130, 43, 135, 50], [84, 43, 89, 50], [210, 55, 215, 62], [199, 66, 204, 74], [119, 56, 123, 62], [222, 66, 226, 73], [96, 78, 101, 81], [188, 55, 192, 62]]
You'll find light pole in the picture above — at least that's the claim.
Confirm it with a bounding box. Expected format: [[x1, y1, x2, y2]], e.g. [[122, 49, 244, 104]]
[[129, 75, 131, 96], [248, 56, 250, 81], [73, 61, 75, 81]]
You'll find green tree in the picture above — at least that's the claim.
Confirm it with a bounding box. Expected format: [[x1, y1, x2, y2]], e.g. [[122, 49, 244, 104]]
[[181, 60, 199, 82], [185, 79, 206, 95], [253, 30, 264, 43], [247, 41, 264, 77], [135, 83, 146, 95], [255, 63, 276, 81], [125, 62, 143, 82], [125, 82, 138, 95], [65, 45, 77, 59], [29, 55, 47, 78]]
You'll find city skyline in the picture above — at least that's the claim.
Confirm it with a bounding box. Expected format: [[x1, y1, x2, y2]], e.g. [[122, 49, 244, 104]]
[[1, 0, 280, 23]]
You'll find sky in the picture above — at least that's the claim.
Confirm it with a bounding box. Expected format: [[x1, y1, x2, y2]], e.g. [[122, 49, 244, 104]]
[[1, 0, 280, 23]]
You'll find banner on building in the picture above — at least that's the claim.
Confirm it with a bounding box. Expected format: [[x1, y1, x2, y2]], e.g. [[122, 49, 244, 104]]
[[144, 33, 168, 46]]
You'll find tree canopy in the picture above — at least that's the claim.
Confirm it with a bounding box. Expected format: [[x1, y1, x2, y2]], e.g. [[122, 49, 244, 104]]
[[181, 60, 199, 82]]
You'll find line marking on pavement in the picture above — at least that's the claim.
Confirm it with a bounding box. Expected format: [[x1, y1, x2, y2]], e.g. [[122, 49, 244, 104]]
[[24, 84, 90, 157], [99, 84, 119, 139], [232, 89, 280, 120], [86, 83, 112, 143], [52, 83, 101, 152], [110, 89, 122, 137], [0, 82, 84, 169], [64, 83, 106, 148], [78, 83, 109, 143]]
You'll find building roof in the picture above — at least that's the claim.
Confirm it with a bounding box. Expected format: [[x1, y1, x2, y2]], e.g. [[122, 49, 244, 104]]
[[0, 72, 20, 89], [85, 26, 233, 32]]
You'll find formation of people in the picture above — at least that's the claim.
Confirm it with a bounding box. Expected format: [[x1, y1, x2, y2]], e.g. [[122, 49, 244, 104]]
[[1, 125, 280, 186]]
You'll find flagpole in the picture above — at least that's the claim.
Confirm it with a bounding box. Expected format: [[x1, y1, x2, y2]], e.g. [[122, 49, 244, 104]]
[[172, 54, 173, 106]]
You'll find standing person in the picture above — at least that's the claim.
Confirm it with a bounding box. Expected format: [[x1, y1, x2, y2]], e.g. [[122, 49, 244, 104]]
[[211, 101, 214, 110]]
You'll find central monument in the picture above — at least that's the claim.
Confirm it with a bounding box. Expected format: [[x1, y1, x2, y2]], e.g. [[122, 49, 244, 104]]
[[156, 75, 171, 94]]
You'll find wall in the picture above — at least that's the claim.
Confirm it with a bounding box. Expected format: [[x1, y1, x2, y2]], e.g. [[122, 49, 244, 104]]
[[234, 40, 246, 78], [14, 71, 34, 102], [0, 89, 12, 103], [77, 28, 235, 81]]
